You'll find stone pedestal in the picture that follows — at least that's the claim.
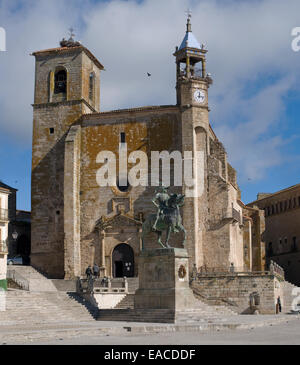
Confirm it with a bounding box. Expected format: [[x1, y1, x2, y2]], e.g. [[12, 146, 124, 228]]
[[134, 248, 196, 311]]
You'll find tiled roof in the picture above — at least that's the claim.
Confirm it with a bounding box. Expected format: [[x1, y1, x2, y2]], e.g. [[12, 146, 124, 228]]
[[83, 105, 179, 118], [32, 45, 104, 70], [0, 181, 17, 192], [248, 183, 300, 205], [179, 31, 201, 50]]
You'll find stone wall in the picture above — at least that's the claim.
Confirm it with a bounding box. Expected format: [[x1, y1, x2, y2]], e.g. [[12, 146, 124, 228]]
[[30, 42, 266, 280], [64, 125, 82, 278], [31, 47, 103, 278], [79, 107, 184, 275], [248, 184, 300, 285], [191, 274, 284, 314]]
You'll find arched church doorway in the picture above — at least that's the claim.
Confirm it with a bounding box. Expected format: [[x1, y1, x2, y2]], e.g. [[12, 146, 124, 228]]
[[16, 235, 31, 265], [112, 243, 134, 278]]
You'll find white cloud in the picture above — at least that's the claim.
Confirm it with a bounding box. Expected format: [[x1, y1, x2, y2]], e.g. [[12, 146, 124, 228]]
[[0, 0, 300, 182]]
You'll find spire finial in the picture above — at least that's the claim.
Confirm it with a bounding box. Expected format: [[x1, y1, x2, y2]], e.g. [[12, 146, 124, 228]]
[[185, 8, 192, 32], [68, 27, 75, 41]]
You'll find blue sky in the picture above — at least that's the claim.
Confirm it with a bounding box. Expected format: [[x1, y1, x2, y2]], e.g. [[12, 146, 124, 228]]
[[0, 0, 300, 210]]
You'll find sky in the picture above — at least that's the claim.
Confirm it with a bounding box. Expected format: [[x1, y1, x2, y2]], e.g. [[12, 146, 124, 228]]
[[0, 0, 300, 211]]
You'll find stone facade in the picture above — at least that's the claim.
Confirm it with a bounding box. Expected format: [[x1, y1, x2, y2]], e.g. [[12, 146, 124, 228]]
[[248, 183, 300, 285], [192, 273, 285, 314], [0, 182, 31, 262], [31, 22, 266, 279], [0, 184, 9, 289], [134, 248, 194, 310]]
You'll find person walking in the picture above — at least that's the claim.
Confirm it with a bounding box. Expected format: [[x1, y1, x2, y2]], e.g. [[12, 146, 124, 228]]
[[93, 263, 100, 278], [85, 265, 93, 279]]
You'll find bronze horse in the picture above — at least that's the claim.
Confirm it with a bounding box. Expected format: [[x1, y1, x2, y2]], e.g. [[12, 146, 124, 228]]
[[141, 193, 186, 249]]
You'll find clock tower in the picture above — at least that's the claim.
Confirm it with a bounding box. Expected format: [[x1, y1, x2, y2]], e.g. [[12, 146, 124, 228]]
[[175, 15, 213, 270], [174, 15, 212, 108]]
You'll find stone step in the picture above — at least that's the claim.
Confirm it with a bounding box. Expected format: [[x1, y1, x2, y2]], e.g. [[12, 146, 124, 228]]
[[0, 290, 98, 324], [8, 266, 57, 292], [114, 294, 135, 309], [98, 311, 175, 323], [97, 307, 237, 323], [192, 288, 238, 315]]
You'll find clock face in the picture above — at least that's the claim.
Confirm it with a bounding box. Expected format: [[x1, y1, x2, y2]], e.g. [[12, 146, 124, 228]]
[[194, 89, 205, 104]]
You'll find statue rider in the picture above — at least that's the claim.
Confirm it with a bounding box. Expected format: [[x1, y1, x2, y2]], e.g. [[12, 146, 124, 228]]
[[152, 186, 170, 231]]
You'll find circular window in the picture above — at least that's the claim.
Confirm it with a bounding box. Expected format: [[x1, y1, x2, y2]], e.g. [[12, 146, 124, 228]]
[[117, 178, 130, 192]]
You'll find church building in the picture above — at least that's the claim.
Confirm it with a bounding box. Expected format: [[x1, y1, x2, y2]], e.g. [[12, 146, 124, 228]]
[[31, 18, 266, 279]]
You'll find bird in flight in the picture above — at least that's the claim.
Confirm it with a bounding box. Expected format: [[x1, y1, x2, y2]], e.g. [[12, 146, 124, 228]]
[[147, 72, 151, 77]]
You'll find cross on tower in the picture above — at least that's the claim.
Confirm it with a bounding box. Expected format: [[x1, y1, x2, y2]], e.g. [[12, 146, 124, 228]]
[[185, 8, 192, 19], [68, 27, 75, 40]]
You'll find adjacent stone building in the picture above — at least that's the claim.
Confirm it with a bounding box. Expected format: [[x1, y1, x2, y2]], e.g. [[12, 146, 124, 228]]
[[248, 183, 300, 286], [0, 183, 10, 289], [0, 181, 31, 264], [31, 19, 266, 279]]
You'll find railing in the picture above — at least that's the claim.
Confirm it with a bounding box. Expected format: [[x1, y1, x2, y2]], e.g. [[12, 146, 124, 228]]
[[232, 207, 241, 223], [193, 265, 253, 278], [179, 68, 206, 79], [0, 209, 8, 221], [209, 207, 242, 226], [193, 67, 205, 78], [7, 269, 30, 291], [190, 261, 285, 280], [223, 207, 241, 224], [0, 240, 8, 253], [269, 260, 285, 279], [77, 277, 129, 294]]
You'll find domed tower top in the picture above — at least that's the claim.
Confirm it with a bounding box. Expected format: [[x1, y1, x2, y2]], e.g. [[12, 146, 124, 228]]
[[178, 16, 201, 50], [174, 13, 210, 82]]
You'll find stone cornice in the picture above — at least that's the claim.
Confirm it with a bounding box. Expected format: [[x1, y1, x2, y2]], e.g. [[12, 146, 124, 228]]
[[32, 98, 97, 112]]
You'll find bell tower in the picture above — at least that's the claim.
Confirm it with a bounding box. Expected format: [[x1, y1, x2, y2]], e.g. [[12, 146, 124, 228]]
[[174, 15, 212, 107], [31, 32, 104, 278], [175, 15, 213, 271]]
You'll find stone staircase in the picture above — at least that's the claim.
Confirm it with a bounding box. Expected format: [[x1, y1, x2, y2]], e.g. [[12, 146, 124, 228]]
[[114, 294, 135, 309], [97, 306, 236, 323], [0, 289, 98, 326], [192, 286, 239, 314], [8, 266, 57, 292], [5, 268, 236, 324], [97, 290, 237, 323], [98, 308, 177, 323], [282, 280, 299, 313]]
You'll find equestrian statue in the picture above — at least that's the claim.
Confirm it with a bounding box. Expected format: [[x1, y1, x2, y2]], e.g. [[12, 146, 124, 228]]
[[141, 187, 186, 249]]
